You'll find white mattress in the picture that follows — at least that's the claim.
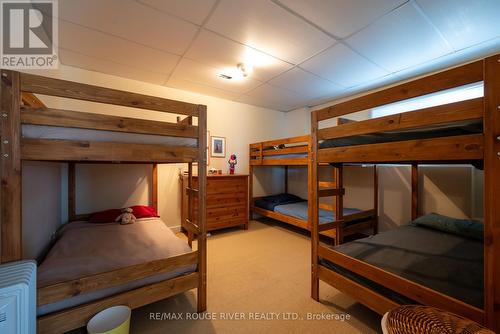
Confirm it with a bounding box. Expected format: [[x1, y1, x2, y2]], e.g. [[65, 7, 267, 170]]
[[37, 218, 196, 316], [22, 124, 197, 147]]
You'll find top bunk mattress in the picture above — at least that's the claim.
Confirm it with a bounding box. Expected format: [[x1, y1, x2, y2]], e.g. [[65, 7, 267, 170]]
[[319, 119, 483, 149], [22, 124, 197, 147], [37, 218, 196, 315], [320, 223, 483, 308]]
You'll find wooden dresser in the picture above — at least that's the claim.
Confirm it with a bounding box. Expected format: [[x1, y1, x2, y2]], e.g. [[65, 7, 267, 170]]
[[181, 174, 249, 241]]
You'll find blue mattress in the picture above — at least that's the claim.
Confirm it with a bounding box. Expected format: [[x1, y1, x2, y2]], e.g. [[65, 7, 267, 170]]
[[274, 201, 361, 224]]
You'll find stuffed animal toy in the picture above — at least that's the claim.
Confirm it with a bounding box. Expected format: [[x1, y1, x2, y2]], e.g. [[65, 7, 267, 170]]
[[228, 154, 237, 175], [115, 207, 137, 225]]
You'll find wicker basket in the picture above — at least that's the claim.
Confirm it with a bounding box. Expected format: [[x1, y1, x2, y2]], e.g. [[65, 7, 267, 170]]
[[384, 305, 493, 334]]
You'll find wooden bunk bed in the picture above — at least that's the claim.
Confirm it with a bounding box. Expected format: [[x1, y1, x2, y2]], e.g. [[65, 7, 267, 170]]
[[0, 70, 207, 334], [249, 135, 377, 244], [310, 54, 500, 332]]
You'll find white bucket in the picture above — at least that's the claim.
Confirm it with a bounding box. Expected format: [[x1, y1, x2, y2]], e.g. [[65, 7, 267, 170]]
[[87, 305, 131, 334]]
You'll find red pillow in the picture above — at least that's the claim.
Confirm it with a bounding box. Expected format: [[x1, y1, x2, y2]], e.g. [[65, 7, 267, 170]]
[[130, 205, 159, 219], [89, 209, 121, 223], [88, 206, 159, 223]]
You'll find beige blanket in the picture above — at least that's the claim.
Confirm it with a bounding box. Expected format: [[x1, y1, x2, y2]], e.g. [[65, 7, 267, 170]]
[[38, 218, 193, 287]]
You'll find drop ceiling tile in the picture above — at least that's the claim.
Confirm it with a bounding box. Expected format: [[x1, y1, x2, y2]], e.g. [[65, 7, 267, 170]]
[[278, 0, 407, 38], [395, 36, 500, 82], [185, 30, 293, 82], [167, 77, 243, 101], [169, 58, 262, 94], [417, 0, 500, 51], [59, 0, 198, 55], [346, 2, 452, 72], [268, 68, 344, 101], [59, 49, 168, 85], [136, 0, 216, 25], [205, 0, 335, 64], [245, 83, 309, 111], [300, 43, 388, 88], [59, 21, 179, 75]]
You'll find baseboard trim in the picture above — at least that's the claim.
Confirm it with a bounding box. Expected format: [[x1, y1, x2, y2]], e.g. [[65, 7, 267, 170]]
[[170, 224, 182, 233]]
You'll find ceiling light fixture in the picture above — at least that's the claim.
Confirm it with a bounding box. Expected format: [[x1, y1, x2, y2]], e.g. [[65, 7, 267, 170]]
[[217, 62, 253, 80]]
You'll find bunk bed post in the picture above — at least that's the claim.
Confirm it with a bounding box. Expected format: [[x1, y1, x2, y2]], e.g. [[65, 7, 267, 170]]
[[152, 163, 158, 212], [249, 164, 254, 220], [284, 165, 288, 193], [411, 164, 419, 220], [68, 163, 76, 221], [334, 166, 344, 246], [483, 54, 500, 332], [373, 165, 378, 234], [310, 111, 320, 300], [0, 70, 22, 263], [196, 104, 207, 313]]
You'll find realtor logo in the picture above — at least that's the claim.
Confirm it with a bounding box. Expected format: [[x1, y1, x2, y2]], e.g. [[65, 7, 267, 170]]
[[1, 0, 58, 69]]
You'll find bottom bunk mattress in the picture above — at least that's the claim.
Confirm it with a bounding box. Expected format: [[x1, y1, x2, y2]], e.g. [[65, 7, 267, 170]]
[[320, 222, 484, 308], [253, 193, 362, 224], [275, 202, 361, 225], [37, 217, 196, 316]]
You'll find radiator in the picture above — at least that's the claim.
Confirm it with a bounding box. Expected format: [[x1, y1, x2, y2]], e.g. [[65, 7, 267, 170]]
[[0, 261, 36, 334]]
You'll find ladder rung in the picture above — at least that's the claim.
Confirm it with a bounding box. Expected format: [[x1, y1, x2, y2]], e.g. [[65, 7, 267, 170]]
[[319, 181, 336, 188], [318, 188, 345, 197], [186, 187, 199, 196], [318, 220, 343, 232], [184, 218, 200, 234]]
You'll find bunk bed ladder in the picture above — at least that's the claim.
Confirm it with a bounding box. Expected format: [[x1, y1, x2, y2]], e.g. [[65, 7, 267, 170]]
[[317, 166, 345, 245]]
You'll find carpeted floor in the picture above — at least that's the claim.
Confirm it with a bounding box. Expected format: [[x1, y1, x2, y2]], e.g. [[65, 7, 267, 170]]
[[127, 219, 382, 334]]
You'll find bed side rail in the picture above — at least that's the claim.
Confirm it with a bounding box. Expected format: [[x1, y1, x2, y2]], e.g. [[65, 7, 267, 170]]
[[318, 98, 483, 141], [37, 251, 198, 306], [318, 245, 484, 324], [250, 135, 310, 165]]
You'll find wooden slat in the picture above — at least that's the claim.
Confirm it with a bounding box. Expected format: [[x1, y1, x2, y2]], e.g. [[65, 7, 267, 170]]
[[21, 139, 198, 163], [318, 181, 336, 188], [1, 70, 22, 262], [483, 54, 500, 333], [318, 246, 484, 323], [184, 218, 200, 235], [261, 145, 308, 155], [316, 60, 483, 121], [177, 115, 193, 125], [21, 92, 45, 108], [318, 134, 484, 163], [318, 220, 342, 232], [260, 135, 310, 147], [252, 206, 309, 230], [259, 157, 309, 165], [37, 272, 199, 334], [318, 97, 483, 140], [318, 265, 398, 315], [318, 188, 345, 197], [38, 251, 198, 306], [20, 107, 199, 138], [186, 187, 199, 197], [20, 72, 199, 116], [343, 209, 376, 222]]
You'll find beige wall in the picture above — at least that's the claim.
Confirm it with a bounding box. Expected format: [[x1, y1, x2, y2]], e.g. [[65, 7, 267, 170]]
[[22, 65, 286, 259]]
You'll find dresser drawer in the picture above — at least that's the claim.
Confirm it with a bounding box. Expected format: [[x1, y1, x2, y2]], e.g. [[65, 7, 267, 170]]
[[182, 174, 249, 232]]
